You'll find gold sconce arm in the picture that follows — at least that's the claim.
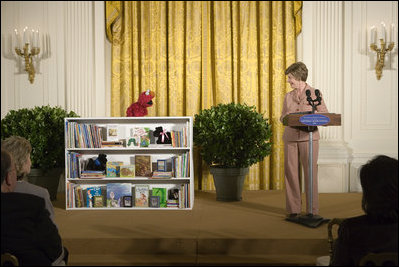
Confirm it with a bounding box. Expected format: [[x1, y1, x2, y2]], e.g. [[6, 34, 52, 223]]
[[15, 43, 40, 84], [370, 39, 395, 80]]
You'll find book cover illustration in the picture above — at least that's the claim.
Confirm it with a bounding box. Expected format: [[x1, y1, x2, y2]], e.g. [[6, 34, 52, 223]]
[[129, 127, 150, 148], [106, 161, 124, 177], [86, 187, 102, 208], [126, 136, 140, 148], [135, 185, 149, 207], [123, 196, 133, 207], [149, 196, 160, 208], [157, 159, 166, 171], [107, 124, 119, 141], [152, 187, 167, 208], [168, 188, 180, 201], [106, 183, 132, 208], [119, 165, 135, 178], [167, 187, 180, 208], [140, 135, 150, 147], [135, 155, 152, 177], [93, 196, 104, 207]]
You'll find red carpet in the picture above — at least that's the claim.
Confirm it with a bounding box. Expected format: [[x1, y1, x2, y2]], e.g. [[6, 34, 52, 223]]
[[53, 190, 363, 266]]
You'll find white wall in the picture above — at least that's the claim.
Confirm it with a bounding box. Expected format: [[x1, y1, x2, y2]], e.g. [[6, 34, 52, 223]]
[[1, 1, 109, 118], [1, 1, 398, 192], [298, 1, 398, 192]]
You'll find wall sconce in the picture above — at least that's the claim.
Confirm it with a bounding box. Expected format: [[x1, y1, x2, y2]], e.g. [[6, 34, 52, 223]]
[[14, 27, 41, 84], [369, 22, 395, 80]]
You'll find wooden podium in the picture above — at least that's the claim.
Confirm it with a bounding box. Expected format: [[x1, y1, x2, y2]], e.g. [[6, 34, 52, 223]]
[[282, 113, 341, 127], [283, 112, 341, 228]]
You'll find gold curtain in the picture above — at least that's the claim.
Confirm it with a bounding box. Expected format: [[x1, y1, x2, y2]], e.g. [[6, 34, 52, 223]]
[[106, 1, 302, 190]]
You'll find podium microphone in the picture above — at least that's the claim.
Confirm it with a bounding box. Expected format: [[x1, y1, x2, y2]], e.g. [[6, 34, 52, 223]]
[[315, 89, 322, 106], [306, 89, 313, 104]]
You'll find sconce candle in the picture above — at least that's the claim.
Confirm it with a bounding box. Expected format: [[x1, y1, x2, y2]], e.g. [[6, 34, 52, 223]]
[[390, 24, 394, 43], [14, 27, 41, 84], [14, 29, 21, 48], [369, 22, 395, 80], [370, 26, 376, 44], [380, 22, 386, 40]]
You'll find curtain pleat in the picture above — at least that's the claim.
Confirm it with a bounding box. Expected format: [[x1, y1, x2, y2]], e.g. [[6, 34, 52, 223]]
[[106, 1, 302, 190]]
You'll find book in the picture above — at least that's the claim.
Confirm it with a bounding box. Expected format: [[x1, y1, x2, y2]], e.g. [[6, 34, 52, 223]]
[[122, 196, 133, 207], [86, 187, 102, 208], [101, 140, 124, 148], [106, 183, 132, 208], [151, 171, 173, 179], [126, 136, 140, 148], [168, 188, 180, 201], [140, 135, 150, 147], [135, 155, 152, 177], [93, 195, 104, 207], [157, 159, 166, 171], [152, 187, 167, 208], [119, 165, 135, 178], [107, 124, 119, 141], [135, 185, 149, 207], [149, 196, 160, 207], [106, 161, 124, 177], [80, 170, 105, 179]]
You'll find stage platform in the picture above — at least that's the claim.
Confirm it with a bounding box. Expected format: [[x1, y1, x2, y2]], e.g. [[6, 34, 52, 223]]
[[53, 190, 363, 266]]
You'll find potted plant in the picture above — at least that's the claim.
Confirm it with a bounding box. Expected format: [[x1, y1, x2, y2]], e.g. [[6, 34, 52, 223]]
[[1, 105, 79, 200], [193, 102, 272, 201]]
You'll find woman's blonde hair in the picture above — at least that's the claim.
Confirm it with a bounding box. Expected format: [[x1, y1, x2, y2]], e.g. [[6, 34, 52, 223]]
[[1, 136, 32, 180], [285, 62, 308, 82]]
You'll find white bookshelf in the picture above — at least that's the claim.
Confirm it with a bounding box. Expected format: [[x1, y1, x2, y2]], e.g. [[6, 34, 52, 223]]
[[64, 117, 194, 210]]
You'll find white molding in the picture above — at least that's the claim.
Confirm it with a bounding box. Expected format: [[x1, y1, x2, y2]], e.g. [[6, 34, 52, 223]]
[[94, 1, 107, 117]]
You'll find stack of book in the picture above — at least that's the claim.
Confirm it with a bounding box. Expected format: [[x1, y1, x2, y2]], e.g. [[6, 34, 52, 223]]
[[151, 171, 173, 179], [80, 170, 105, 179], [101, 141, 124, 148]]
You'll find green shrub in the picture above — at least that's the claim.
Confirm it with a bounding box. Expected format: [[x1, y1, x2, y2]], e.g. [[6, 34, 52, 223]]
[[193, 103, 272, 168], [1, 105, 79, 170]]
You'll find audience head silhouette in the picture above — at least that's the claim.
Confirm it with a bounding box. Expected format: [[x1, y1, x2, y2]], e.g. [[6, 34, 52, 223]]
[[360, 155, 398, 221], [1, 136, 32, 180], [1, 149, 17, 193]]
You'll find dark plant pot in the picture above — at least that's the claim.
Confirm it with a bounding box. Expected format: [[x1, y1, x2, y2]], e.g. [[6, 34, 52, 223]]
[[209, 167, 249, 201], [28, 168, 63, 201]]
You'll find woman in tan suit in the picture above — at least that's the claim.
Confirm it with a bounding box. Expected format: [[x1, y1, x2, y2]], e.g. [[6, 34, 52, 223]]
[[280, 62, 328, 218]]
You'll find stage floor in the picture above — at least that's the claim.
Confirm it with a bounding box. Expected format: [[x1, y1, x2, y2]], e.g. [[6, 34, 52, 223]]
[[53, 190, 363, 266]]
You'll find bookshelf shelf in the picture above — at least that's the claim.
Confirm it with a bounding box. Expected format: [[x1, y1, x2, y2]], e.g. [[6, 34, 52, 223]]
[[65, 116, 194, 210]]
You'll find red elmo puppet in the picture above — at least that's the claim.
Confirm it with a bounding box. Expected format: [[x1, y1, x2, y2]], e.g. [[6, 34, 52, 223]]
[[126, 90, 155, 117]]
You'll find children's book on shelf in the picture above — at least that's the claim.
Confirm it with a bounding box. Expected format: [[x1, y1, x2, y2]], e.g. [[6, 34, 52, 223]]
[[119, 165, 135, 178], [126, 136, 140, 148], [93, 196, 104, 207], [80, 170, 105, 179], [140, 135, 150, 147], [167, 187, 180, 208], [106, 183, 132, 208], [123, 196, 133, 207], [149, 196, 160, 207], [106, 161, 124, 177], [101, 140, 124, 148], [151, 171, 173, 179], [135, 155, 152, 177], [157, 159, 166, 171], [130, 127, 150, 148], [151, 187, 167, 207], [106, 124, 119, 141], [86, 187, 102, 208], [135, 185, 149, 207]]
